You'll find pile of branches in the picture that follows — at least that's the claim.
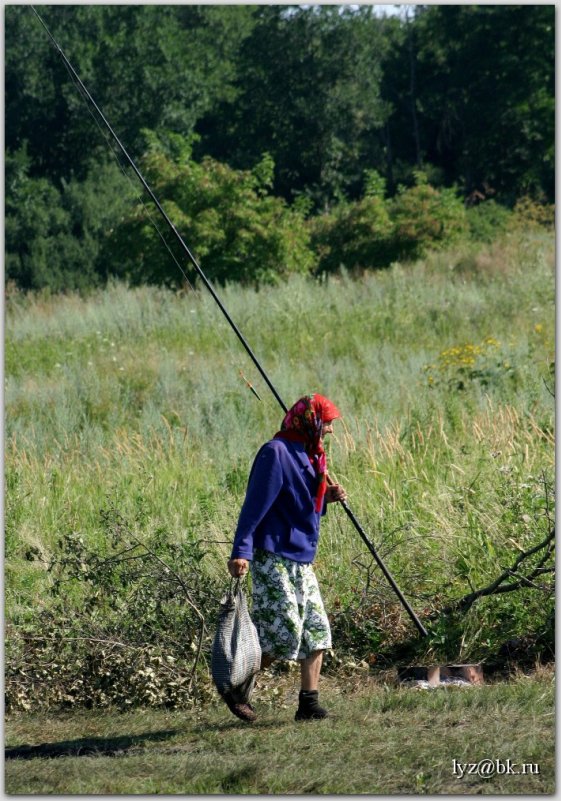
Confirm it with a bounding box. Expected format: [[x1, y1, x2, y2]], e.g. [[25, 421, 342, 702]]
[[6, 506, 221, 712]]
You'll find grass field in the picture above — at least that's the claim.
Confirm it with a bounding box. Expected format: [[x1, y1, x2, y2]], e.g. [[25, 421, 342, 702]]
[[5, 668, 555, 794], [5, 228, 555, 715]]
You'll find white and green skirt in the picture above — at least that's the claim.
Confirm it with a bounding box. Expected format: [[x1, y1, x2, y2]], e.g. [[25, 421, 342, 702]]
[[250, 548, 332, 661]]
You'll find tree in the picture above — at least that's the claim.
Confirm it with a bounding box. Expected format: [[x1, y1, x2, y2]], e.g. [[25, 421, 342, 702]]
[[104, 133, 317, 287], [5, 147, 134, 292], [6, 5, 256, 181], [5, 5, 554, 294], [201, 6, 393, 208], [5, 5, 257, 292], [383, 5, 555, 201]]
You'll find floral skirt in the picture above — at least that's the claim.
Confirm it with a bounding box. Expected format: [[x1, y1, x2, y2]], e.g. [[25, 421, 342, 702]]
[[250, 548, 332, 661]]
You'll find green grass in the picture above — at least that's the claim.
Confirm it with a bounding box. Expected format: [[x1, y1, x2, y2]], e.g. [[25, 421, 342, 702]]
[[5, 670, 555, 794], [5, 229, 555, 704]]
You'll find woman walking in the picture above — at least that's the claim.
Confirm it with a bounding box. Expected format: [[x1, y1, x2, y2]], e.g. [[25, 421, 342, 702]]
[[228, 393, 346, 723]]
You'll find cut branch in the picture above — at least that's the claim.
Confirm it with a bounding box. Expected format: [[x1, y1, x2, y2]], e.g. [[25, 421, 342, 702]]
[[128, 535, 206, 692], [435, 526, 555, 616]]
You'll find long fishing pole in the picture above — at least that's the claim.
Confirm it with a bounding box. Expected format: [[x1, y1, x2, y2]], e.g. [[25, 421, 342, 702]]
[[31, 6, 428, 638]]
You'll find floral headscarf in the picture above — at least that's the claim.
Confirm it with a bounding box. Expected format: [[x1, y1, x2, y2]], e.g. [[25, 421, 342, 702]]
[[274, 394, 341, 512]]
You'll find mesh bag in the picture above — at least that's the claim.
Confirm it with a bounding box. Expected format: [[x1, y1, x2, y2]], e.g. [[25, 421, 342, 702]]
[[211, 577, 262, 705]]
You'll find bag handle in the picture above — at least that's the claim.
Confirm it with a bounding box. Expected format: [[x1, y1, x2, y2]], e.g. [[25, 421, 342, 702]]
[[229, 576, 244, 597]]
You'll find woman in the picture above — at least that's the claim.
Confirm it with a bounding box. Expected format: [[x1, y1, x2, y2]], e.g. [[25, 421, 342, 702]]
[[228, 393, 347, 723]]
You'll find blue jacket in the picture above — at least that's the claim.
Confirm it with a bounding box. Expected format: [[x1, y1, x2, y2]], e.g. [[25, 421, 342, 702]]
[[230, 438, 326, 563]]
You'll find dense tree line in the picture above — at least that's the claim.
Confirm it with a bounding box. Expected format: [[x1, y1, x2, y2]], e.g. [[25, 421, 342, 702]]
[[5, 4, 554, 292]]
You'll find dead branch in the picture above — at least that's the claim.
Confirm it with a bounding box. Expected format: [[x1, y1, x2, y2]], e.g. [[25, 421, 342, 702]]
[[435, 526, 555, 617], [128, 536, 206, 692], [17, 634, 142, 651]]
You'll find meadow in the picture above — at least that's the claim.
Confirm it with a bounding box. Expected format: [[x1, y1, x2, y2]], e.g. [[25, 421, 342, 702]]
[[5, 228, 555, 716]]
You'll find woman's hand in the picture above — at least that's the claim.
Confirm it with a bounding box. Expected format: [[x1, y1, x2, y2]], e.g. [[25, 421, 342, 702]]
[[228, 558, 249, 577], [325, 483, 347, 503]]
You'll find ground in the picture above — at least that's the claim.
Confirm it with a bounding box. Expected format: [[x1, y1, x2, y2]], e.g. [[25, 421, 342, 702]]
[[5, 667, 555, 794]]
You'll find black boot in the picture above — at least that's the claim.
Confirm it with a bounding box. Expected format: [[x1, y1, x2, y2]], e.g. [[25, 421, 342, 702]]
[[295, 689, 328, 721]]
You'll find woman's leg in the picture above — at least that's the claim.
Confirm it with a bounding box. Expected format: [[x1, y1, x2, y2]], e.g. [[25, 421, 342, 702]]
[[300, 649, 323, 691], [261, 653, 276, 669]]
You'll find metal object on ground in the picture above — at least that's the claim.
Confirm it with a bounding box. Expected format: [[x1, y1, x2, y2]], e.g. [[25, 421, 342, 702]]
[[397, 664, 484, 686], [440, 664, 484, 685]]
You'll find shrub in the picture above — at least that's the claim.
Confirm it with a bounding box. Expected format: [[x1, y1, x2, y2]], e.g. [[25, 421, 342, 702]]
[[5, 505, 220, 712], [310, 195, 395, 274], [311, 171, 472, 275], [467, 200, 512, 243], [510, 196, 555, 230], [422, 336, 519, 392], [390, 171, 469, 260], [6, 148, 133, 293], [5, 149, 90, 293], [105, 133, 317, 287]]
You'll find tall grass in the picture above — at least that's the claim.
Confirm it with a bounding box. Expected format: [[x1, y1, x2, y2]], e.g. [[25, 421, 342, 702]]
[[5, 230, 555, 669]]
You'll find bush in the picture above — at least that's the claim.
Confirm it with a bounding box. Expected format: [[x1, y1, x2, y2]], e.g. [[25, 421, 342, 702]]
[[390, 172, 469, 260], [310, 170, 473, 275], [6, 148, 134, 294], [5, 505, 220, 712], [310, 195, 395, 274], [6, 148, 86, 293], [105, 133, 317, 287], [510, 196, 555, 230], [422, 336, 519, 393], [467, 200, 512, 243]]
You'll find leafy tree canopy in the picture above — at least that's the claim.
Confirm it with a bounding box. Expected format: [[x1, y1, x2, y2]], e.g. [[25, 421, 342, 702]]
[[6, 5, 256, 180], [5, 4, 554, 292], [104, 132, 317, 287]]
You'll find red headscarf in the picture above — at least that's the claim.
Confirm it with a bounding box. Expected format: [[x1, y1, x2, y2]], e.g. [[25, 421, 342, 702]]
[[274, 394, 341, 512]]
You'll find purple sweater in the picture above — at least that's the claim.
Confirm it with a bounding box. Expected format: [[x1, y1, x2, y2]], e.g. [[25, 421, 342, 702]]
[[230, 438, 326, 564]]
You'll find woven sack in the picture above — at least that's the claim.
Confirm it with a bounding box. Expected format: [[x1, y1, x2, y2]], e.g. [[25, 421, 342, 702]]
[[211, 578, 262, 705]]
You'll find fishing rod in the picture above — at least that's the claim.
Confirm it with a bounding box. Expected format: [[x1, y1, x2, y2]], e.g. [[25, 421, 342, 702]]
[[31, 6, 428, 638]]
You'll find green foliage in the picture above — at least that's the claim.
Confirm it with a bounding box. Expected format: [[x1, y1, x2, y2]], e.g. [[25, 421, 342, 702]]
[[5, 149, 81, 292], [5, 148, 134, 292], [5, 5, 554, 292], [511, 196, 555, 230], [363, 168, 387, 199], [390, 178, 469, 260], [467, 200, 512, 243], [384, 6, 554, 201], [422, 336, 518, 392], [106, 136, 317, 286], [311, 172, 473, 274], [422, 470, 555, 666], [6, 505, 219, 712], [206, 5, 392, 207], [310, 195, 395, 274], [6, 5, 256, 180]]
